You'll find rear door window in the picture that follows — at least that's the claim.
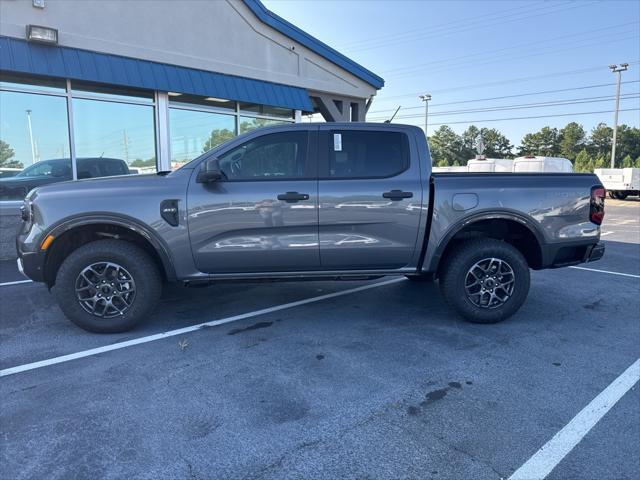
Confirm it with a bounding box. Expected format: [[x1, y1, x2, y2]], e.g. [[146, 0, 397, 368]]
[[326, 130, 409, 179]]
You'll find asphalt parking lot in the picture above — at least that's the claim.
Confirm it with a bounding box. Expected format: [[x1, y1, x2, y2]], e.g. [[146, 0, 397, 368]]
[[1, 199, 638, 480]]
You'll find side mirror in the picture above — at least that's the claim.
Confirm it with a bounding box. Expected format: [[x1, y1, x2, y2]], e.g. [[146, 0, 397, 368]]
[[197, 158, 225, 183]]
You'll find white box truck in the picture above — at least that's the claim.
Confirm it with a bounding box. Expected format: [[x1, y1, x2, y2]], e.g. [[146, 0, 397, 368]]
[[513, 156, 573, 173], [467, 158, 514, 172], [594, 168, 640, 200]]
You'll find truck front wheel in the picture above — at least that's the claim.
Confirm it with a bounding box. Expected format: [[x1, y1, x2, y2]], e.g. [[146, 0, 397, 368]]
[[439, 238, 530, 324], [52, 239, 162, 333]]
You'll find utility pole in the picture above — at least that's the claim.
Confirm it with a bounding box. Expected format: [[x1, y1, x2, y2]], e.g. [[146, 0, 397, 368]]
[[609, 63, 629, 168], [419, 94, 432, 136], [25, 109, 36, 165], [122, 130, 130, 163]]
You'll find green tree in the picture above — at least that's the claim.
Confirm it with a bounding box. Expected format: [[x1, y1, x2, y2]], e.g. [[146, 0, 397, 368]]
[[594, 155, 607, 169], [518, 127, 560, 156], [428, 126, 463, 166], [636, 156, 640, 168], [588, 123, 612, 157], [202, 128, 235, 153], [0, 139, 23, 168], [460, 126, 513, 159], [616, 125, 640, 161], [559, 122, 586, 162], [130, 157, 156, 168], [482, 128, 513, 158], [621, 155, 634, 168], [573, 149, 594, 173]]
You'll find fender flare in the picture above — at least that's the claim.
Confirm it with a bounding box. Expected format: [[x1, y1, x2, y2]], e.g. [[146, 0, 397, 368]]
[[44, 213, 177, 281], [427, 209, 546, 273]]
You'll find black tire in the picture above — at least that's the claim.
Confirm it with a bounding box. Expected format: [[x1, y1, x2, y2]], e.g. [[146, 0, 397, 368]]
[[608, 191, 617, 199], [52, 240, 162, 333], [616, 192, 628, 200], [439, 238, 530, 324], [405, 274, 434, 283]]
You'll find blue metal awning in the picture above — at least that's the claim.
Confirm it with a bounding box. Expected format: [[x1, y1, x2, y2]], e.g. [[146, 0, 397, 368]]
[[0, 36, 314, 112]]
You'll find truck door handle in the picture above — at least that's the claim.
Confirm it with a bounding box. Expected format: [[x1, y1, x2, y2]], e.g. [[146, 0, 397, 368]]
[[382, 190, 413, 201], [277, 192, 310, 203]]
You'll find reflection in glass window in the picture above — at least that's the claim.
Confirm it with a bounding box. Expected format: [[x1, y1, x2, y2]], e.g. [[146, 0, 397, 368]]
[[218, 131, 308, 180], [169, 94, 235, 111], [169, 109, 235, 169], [0, 72, 66, 94], [239, 116, 286, 134], [73, 98, 157, 176], [0, 90, 70, 200], [239, 103, 293, 119], [71, 81, 154, 104]]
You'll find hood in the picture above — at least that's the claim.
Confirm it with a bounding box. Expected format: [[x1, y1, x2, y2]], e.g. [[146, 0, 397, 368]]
[[28, 170, 190, 203]]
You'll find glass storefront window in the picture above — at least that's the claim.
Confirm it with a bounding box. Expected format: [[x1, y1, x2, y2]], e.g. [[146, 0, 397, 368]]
[[72, 98, 157, 176], [239, 102, 293, 119], [169, 108, 236, 169], [239, 116, 287, 134], [0, 90, 70, 200], [0, 72, 66, 94], [169, 93, 235, 111], [71, 81, 154, 104]]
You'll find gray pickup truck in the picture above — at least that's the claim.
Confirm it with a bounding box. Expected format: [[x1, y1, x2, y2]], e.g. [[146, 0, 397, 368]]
[[16, 123, 606, 332]]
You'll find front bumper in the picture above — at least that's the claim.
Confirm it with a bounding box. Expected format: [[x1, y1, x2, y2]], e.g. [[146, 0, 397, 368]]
[[16, 243, 46, 283], [586, 242, 605, 263]]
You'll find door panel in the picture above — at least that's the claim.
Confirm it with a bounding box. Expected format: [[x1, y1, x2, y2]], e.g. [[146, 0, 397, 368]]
[[318, 128, 424, 270], [187, 129, 319, 273]]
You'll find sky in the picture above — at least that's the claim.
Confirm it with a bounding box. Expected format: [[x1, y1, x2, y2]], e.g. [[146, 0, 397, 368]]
[[263, 0, 640, 146]]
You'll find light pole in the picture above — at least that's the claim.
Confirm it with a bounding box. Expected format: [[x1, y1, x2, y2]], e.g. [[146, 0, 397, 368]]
[[25, 109, 36, 165], [609, 63, 629, 168], [419, 94, 432, 136]]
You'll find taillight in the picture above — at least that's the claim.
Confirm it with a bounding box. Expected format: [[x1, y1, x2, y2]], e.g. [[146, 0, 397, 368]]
[[590, 186, 605, 225]]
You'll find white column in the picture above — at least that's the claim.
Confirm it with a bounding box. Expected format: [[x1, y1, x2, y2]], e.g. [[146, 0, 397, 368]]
[[294, 110, 302, 123], [156, 92, 171, 171]]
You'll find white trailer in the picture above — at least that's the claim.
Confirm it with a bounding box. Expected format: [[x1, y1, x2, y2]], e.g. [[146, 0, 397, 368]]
[[467, 158, 514, 172], [594, 168, 640, 200], [513, 156, 573, 173]]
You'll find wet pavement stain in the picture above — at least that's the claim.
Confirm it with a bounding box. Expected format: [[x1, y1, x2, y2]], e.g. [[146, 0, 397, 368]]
[[465, 380, 473, 385], [316, 354, 325, 360], [420, 388, 448, 407], [227, 321, 273, 335], [407, 406, 420, 416], [448, 381, 462, 389], [553, 362, 562, 366], [584, 299, 603, 310]]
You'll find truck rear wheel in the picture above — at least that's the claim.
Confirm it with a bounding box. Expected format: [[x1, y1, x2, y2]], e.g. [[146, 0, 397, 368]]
[[439, 238, 530, 324], [52, 240, 161, 333]]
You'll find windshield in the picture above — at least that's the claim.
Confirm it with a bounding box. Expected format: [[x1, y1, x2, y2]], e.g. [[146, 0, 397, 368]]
[[15, 160, 72, 179]]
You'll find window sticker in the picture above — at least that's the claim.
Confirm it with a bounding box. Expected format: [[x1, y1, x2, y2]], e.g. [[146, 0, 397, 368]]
[[333, 133, 342, 152]]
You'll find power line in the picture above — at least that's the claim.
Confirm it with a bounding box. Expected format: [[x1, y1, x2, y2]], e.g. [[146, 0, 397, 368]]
[[386, 33, 639, 80], [369, 80, 640, 115], [384, 108, 640, 127], [377, 61, 640, 100], [367, 94, 640, 120], [343, 1, 591, 53], [380, 21, 637, 76], [338, 2, 545, 49]]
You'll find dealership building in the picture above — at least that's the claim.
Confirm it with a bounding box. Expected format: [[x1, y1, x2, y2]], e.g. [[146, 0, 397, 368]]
[[0, 0, 384, 257]]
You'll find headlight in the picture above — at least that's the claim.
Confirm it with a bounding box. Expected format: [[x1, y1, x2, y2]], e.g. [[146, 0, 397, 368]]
[[20, 200, 33, 222]]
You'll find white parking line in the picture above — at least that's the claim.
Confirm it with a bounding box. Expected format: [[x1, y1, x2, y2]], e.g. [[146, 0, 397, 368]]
[[0, 279, 33, 287], [569, 266, 640, 278], [509, 358, 640, 480], [0, 277, 404, 378]]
